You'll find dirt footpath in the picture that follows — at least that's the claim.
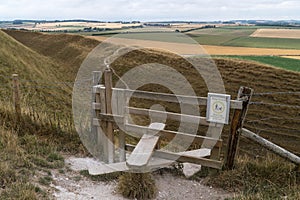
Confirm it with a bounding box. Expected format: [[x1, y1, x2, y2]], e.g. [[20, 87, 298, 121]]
[[51, 157, 233, 200]]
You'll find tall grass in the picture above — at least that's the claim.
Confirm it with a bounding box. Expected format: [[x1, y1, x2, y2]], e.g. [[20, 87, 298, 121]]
[[206, 154, 300, 199], [0, 88, 81, 198]]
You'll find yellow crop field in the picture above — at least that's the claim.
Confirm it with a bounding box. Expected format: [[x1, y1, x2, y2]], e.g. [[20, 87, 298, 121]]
[[251, 29, 300, 39], [28, 22, 142, 31]]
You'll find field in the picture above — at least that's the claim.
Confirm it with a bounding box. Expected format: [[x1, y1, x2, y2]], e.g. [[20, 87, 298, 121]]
[[186, 26, 299, 50], [282, 55, 300, 60], [187, 27, 256, 45], [89, 26, 300, 50], [215, 55, 300, 72], [1, 29, 300, 199], [187, 26, 300, 49], [251, 28, 300, 39], [1, 21, 142, 32], [87, 35, 300, 56]]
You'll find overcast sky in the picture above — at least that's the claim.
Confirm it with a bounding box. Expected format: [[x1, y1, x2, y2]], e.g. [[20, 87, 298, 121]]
[[0, 0, 299, 21]]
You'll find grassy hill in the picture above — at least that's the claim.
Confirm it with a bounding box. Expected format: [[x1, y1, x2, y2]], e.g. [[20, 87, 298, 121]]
[[0, 30, 299, 199], [0, 30, 88, 199], [3, 29, 99, 80]]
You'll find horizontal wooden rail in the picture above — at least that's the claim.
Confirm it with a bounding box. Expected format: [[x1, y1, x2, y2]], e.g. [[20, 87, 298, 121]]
[[93, 103, 211, 126], [242, 128, 300, 165], [93, 114, 124, 123], [125, 123, 223, 148], [93, 86, 243, 109], [93, 116, 222, 148], [127, 107, 210, 126], [125, 144, 222, 169]]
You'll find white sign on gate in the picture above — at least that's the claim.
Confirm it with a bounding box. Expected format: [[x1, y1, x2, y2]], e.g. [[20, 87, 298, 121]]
[[206, 93, 231, 124]]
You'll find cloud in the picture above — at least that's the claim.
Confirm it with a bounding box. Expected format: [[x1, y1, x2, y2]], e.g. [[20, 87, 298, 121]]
[[0, 0, 299, 21]]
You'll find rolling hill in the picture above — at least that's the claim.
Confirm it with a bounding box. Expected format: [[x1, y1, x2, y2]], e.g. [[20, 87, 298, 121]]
[[0, 29, 299, 199]]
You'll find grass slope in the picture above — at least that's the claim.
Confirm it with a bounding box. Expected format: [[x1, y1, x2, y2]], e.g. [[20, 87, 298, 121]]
[[3, 29, 100, 81], [0, 30, 72, 107], [0, 30, 79, 199]]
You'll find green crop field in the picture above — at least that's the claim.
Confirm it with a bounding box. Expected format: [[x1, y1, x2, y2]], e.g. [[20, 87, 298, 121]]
[[216, 55, 300, 72], [222, 37, 300, 50], [187, 27, 254, 45]]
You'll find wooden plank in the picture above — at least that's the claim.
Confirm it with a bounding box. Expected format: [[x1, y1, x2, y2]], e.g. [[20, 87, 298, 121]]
[[242, 128, 300, 165], [128, 107, 210, 126], [92, 102, 101, 110], [91, 71, 101, 133], [93, 87, 243, 110], [125, 123, 223, 148], [203, 124, 223, 161], [129, 89, 242, 109], [125, 144, 222, 169], [92, 72, 106, 161], [93, 118, 120, 130], [88, 157, 174, 175], [126, 134, 160, 168], [89, 162, 129, 175], [116, 90, 126, 162], [126, 123, 165, 168], [126, 145, 211, 160], [97, 85, 108, 162], [99, 87, 106, 114], [104, 69, 115, 164], [96, 114, 124, 123], [180, 148, 211, 158], [225, 87, 253, 170]]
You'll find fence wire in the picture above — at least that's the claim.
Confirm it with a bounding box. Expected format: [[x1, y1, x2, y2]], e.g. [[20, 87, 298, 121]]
[[253, 91, 300, 96], [250, 101, 300, 109]]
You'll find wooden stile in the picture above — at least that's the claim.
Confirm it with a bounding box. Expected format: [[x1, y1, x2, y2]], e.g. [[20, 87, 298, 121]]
[[91, 78, 252, 173]]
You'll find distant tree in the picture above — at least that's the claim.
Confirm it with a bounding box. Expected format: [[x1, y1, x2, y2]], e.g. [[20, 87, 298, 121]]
[[13, 20, 23, 25]]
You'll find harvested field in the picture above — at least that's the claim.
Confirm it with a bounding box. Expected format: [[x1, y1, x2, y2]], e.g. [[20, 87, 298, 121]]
[[87, 36, 300, 55], [251, 29, 300, 39], [202, 45, 300, 55], [23, 22, 142, 31], [281, 56, 300, 60]]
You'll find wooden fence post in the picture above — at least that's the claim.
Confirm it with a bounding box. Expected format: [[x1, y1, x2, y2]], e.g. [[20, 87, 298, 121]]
[[104, 68, 115, 163], [12, 74, 21, 123], [92, 71, 101, 131], [92, 71, 104, 160], [224, 86, 253, 170]]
